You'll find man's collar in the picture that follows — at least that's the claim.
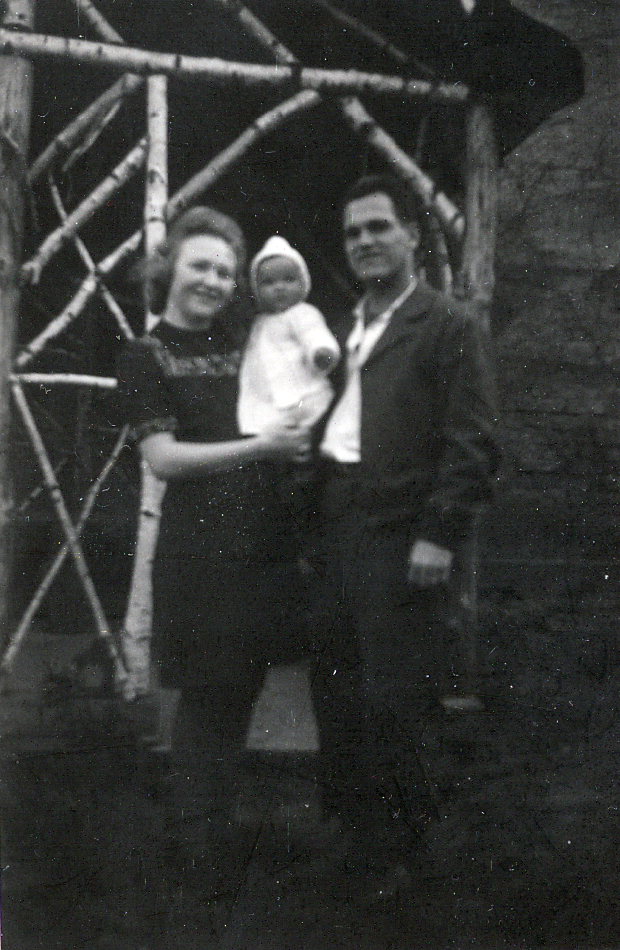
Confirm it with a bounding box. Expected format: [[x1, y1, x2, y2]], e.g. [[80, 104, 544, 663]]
[[354, 276, 419, 328]]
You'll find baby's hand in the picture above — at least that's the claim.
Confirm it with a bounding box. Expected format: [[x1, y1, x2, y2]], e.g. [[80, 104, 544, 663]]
[[314, 347, 338, 373]]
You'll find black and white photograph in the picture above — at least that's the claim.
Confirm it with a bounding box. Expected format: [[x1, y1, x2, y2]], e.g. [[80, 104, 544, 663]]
[[1, 1, 619, 947]]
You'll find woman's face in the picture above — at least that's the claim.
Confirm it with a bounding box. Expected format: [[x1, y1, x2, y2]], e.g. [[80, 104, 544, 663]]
[[165, 234, 237, 329]]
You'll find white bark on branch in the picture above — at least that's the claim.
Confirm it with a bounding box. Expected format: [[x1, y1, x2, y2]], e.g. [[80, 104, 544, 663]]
[[28, 74, 144, 183], [312, 0, 435, 76], [212, 0, 463, 244], [11, 373, 117, 386], [0, 424, 129, 675], [210, 0, 297, 66], [168, 88, 321, 218], [29, 2, 136, 183], [15, 230, 142, 368], [16, 88, 323, 369], [49, 177, 134, 339], [73, 0, 124, 44], [145, 75, 168, 257], [121, 459, 165, 699], [339, 97, 465, 242], [16, 272, 97, 367], [10, 379, 127, 684], [22, 137, 147, 284], [120, 72, 169, 701], [0, 29, 468, 102]]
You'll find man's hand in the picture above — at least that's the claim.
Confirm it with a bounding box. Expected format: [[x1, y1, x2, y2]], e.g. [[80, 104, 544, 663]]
[[407, 539, 453, 587]]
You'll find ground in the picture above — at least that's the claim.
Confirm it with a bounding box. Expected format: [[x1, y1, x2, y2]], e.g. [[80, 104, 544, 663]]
[[2, 517, 620, 950]]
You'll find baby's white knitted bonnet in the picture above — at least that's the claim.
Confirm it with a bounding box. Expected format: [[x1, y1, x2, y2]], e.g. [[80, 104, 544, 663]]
[[250, 235, 311, 300]]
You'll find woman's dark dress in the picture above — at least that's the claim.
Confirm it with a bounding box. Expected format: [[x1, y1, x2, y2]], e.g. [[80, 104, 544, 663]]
[[118, 321, 298, 742]]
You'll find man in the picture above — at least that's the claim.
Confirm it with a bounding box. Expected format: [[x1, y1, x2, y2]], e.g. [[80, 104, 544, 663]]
[[312, 173, 500, 897]]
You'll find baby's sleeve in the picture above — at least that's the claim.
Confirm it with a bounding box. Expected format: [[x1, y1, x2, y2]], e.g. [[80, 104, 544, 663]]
[[117, 337, 179, 443], [290, 303, 340, 372]]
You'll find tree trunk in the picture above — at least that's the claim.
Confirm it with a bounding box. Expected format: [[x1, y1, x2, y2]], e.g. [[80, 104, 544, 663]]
[[458, 101, 498, 332], [0, 0, 35, 648]]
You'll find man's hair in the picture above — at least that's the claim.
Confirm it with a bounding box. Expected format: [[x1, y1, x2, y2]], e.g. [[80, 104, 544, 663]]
[[145, 205, 247, 315], [342, 174, 422, 225]]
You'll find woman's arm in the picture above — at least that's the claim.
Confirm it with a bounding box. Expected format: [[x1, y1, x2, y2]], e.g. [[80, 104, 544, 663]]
[[140, 426, 309, 480]]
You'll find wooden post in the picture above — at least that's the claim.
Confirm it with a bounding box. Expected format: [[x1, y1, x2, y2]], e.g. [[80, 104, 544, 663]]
[[425, 213, 453, 294], [448, 101, 498, 706], [0, 0, 35, 650], [458, 101, 498, 332], [120, 74, 168, 701], [145, 75, 167, 319]]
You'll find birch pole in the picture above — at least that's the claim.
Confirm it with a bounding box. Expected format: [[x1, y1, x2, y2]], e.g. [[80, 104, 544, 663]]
[[11, 379, 127, 684], [72, 0, 125, 44], [0, 30, 468, 103], [0, 0, 35, 652], [144, 77, 168, 253], [17, 90, 320, 370], [22, 137, 147, 284], [48, 177, 135, 340], [28, 74, 143, 184], [120, 74, 168, 700], [457, 101, 498, 332], [27, 1, 136, 183], [1, 423, 128, 674], [311, 0, 435, 77], [450, 102, 498, 704], [337, 97, 465, 242], [208, 0, 464, 242]]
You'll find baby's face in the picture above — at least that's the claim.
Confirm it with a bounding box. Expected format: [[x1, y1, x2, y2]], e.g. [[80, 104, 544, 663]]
[[255, 256, 306, 313]]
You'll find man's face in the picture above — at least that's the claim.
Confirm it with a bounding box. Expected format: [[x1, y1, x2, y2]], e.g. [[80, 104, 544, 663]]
[[343, 192, 418, 288]]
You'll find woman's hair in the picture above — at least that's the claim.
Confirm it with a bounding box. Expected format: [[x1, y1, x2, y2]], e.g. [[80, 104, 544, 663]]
[[145, 205, 248, 316]]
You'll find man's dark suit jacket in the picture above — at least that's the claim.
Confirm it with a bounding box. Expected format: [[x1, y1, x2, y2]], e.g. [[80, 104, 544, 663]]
[[324, 280, 501, 553]]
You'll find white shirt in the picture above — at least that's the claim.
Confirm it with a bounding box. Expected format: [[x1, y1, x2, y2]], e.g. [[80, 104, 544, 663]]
[[237, 301, 340, 433], [320, 280, 418, 463]]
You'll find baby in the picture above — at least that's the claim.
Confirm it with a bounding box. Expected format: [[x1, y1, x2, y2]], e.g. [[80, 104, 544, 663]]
[[237, 235, 340, 436]]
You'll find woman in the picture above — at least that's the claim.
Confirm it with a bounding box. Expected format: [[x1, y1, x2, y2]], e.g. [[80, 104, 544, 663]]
[[118, 206, 310, 763]]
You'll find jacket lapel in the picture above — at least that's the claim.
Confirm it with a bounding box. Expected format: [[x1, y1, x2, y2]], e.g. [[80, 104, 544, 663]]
[[364, 281, 437, 366]]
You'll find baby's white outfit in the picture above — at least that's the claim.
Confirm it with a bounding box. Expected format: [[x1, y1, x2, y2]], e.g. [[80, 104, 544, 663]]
[[237, 301, 340, 433], [238, 234, 340, 434]]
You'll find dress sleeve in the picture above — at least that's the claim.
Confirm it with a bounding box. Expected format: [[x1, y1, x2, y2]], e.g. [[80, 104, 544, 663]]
[[117, 337, 179, 443], [288, 303, 340, 372]]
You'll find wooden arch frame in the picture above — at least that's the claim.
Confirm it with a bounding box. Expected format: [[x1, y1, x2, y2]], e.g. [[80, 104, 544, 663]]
[[0, 0, 498, 701]]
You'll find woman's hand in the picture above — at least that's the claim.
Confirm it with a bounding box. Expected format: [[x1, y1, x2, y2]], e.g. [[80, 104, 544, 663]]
[[258, 419, 312, 463]]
